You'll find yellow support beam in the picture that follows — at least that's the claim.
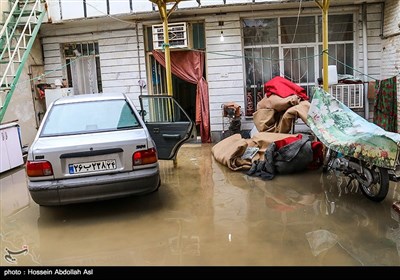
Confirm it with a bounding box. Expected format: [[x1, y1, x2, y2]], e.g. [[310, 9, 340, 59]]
[[315, 0, 330, 92], [150, 0, 183, 96], [149, 1, 185, 167]]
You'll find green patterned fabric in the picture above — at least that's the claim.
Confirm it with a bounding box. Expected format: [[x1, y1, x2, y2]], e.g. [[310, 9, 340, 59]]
[[373, 76, 397, 132], [308, 88, 400, 169]]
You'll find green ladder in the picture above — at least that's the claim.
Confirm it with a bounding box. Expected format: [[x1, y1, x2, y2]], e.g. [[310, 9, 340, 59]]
[[0, 0, 47, 123]]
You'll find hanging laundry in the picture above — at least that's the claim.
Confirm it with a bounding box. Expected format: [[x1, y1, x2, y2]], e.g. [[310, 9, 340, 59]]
[[373, 76, 397, 133]]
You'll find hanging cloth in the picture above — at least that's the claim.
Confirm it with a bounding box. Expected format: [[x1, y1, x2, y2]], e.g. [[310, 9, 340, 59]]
[[373, 76, 397, 133], [152, 50, 211, 143], [71, 55, 98, 95]]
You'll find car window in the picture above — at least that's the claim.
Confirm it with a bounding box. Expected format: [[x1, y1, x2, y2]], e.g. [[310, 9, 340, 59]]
[[41, 99, 141, 136], [140, 97, 190, 123]]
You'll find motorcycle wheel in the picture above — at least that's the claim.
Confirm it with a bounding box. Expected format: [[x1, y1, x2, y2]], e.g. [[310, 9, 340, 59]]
[[359, 165, 389, 202]]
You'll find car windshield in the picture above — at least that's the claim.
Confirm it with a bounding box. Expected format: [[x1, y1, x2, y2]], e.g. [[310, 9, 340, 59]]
[[41, 99, 141, 136]]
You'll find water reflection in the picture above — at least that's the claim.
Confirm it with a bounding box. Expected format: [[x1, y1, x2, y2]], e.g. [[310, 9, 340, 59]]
[[387, 204, 400, 257], [0, 145, 399, 266], [36, 194, 170, 266], [0, 168, 30, 216], [319, 170, 400, 265], [35, 145, 216, 266]]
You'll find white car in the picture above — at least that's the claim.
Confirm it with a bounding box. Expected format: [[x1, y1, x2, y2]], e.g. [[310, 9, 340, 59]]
[[26, 93, 194, 206]]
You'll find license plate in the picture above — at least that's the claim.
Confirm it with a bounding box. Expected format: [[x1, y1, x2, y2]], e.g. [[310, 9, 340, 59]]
[[69, 159, 117, 174]]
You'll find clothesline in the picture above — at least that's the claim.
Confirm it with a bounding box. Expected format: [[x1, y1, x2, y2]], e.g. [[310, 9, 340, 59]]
[[377, 71, 400, 81]]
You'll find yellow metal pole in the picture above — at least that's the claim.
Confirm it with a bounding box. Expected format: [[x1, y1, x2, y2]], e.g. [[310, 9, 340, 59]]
[[150, 0, 182, 96], [315, 0, 330, 92], [150, 0, 182, 167], [161, 5, 173, 96]]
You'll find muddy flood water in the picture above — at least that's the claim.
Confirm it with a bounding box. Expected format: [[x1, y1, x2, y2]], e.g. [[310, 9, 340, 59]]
[[1, 143, 399, 266]]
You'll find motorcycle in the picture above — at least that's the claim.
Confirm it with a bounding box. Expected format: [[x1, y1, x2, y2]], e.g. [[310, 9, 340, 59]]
[[321, 147, 390, 202], [307, 87, 400, 202]]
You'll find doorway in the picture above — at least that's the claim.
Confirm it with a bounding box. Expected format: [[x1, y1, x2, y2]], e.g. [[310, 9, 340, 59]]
[[173, 75, 198, 136], [149, 55, 200, 137]]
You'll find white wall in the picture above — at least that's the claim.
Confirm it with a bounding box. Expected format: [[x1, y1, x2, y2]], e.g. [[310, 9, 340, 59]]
[[46, 0, 306, 22], [205, 14, 246, 136], [380, 0, 400, 131], [2, 37, 44, 146], [132, 1, 154, 12], [381, 0, 400, 78], [40, 0, 253, 22], [357, 3, 382, 80], [40, 1, 392, 143], [86, 0, 107, 18], [99, 25, 147, 106], [60, 0, 85, 20], [41, 23, 147, 107], [361, 0, 400, 130], [1, 1, 46, 145], [0, 0, 10, 16], [356, 3, 383, 121], [205, 4, 383, 138]]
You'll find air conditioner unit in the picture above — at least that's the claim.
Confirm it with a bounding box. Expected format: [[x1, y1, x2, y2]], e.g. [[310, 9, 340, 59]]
[[329, 83, 364, 109], [152, 22, 189, 50]]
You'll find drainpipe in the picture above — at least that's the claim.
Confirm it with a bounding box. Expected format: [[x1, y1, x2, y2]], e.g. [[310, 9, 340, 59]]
[[362, 3, 369, 119], [135, 21, 143, 96], [28, 66, 39, 129]]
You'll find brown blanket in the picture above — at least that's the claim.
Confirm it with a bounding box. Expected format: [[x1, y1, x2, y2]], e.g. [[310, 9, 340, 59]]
[[257, 94, 300, 112], [254, 94, 310, 133], [212, 132, 295, 171]]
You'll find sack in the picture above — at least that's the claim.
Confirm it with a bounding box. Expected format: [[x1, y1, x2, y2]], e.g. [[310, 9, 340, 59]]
[[265, 134, 314, 175], [247, 134, 319, 180], [252, 108, 278, 132]]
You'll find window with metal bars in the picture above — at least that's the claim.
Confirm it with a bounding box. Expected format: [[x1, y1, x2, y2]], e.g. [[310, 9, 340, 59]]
[[242, 14, 355, 116], [63, 42, 102, 94]]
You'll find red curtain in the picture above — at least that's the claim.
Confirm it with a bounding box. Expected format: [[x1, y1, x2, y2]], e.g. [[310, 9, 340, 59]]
[[152, 50, 211, 143]]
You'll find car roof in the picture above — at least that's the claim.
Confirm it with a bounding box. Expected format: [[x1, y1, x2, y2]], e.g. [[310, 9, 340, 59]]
[[53, 93, 126, 105]]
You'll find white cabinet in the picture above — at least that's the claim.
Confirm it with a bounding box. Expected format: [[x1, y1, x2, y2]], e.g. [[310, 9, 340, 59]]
[[0, 123, 24, 173]]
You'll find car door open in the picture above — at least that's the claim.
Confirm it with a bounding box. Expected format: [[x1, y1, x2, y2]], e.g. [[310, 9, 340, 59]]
[[139, 95, 195, 160]]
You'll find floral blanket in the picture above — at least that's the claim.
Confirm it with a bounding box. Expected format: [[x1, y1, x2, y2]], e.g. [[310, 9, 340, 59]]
[[307, 88, 400, 169]]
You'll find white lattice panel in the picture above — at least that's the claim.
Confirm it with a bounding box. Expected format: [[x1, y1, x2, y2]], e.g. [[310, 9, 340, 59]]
[[329, 83, 364, 108]]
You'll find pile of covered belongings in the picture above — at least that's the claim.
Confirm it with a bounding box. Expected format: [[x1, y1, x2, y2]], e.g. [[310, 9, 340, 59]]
[[253, 76, 310, 133], [212, 132, 323, 180], [212, 76, 322, 180]]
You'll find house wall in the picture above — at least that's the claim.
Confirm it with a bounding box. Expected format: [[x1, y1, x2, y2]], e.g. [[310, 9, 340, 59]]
[[205, 13, 246, 140], [358, 3, 382, 79], [46, 0, 290, 22], [0, 1, 8, 17], [206, 4, 384, 141], [381, 0, 400, 76], [357, 3, 384, 121], [380, 0, 400, 131], [2, 37, 44, 146], [41, 21, 148, 107], [19, 1, 393, 146], [1, 1, 49, 145]]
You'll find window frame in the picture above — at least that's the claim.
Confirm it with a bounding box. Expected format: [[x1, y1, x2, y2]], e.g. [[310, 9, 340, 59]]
[[242, 13, 356, 117], [62, 42, 103, 93], [144, 21, 206, 96]]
